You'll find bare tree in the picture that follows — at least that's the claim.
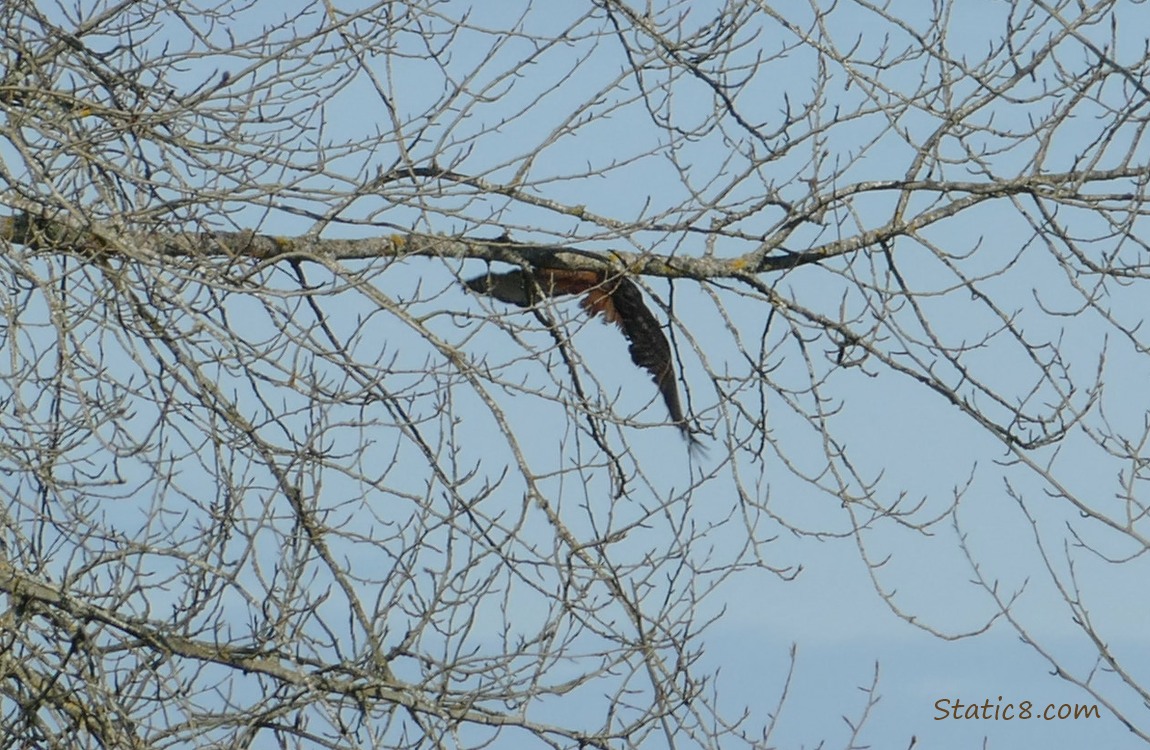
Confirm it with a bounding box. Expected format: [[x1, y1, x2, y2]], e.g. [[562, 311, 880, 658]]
[[1, 0, 1148, 747]]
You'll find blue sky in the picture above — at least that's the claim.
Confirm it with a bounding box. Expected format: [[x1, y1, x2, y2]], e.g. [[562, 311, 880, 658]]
[[5, 1, 1150, 748], [355, 3, 1150, 745]]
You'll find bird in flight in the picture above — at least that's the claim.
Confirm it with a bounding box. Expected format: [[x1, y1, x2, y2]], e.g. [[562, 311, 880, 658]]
[[465, 267, 694, 442]]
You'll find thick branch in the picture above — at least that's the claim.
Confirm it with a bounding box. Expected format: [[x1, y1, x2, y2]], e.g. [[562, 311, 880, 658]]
[[3, 163, 1138, 282], [0, 559, 608, 744]]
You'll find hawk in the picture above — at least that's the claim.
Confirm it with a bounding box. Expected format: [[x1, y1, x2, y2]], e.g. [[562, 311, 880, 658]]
[[465, 267, 693, 441]]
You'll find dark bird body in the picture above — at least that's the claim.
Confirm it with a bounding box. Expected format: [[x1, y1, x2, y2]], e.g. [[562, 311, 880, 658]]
[[465, 268, 692, 440]]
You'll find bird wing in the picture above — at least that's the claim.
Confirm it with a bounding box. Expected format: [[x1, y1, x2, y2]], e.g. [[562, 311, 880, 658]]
[[595, 277, 688, 436], [465, 267, 691, 439]]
